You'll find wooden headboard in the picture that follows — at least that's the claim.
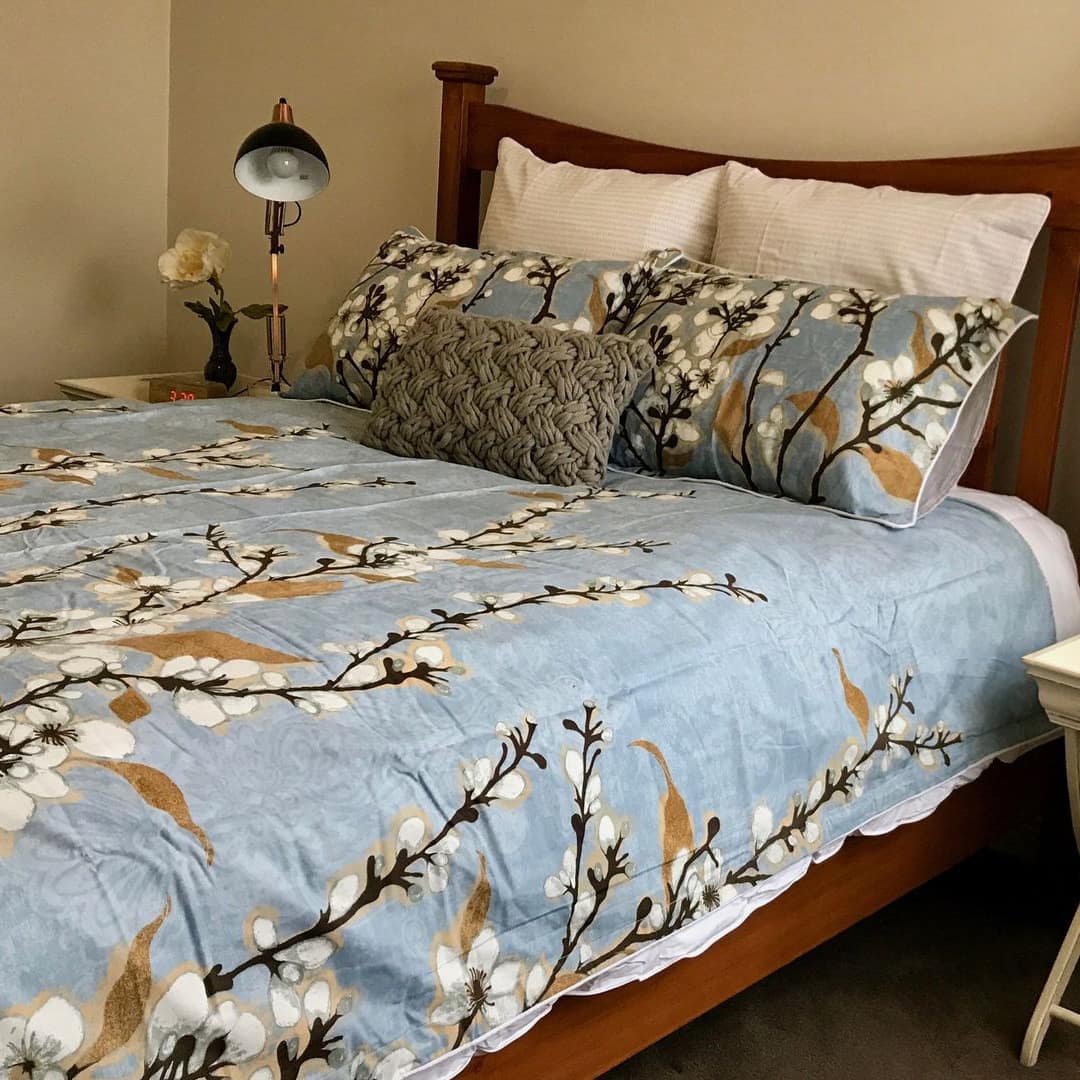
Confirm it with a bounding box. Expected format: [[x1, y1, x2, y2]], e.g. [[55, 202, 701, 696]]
[[432, 60, 1080, 515]]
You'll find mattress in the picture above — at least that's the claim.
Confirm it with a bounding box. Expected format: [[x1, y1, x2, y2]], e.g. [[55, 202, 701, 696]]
[[0, 397, 1073, 1080]]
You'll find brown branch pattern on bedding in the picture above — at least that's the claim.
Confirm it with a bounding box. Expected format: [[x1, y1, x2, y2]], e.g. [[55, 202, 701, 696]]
[[0, 424, 344, 484], [0, 406, 972, 1080], [6, 642, 963, 1080], [0, 488, 691, 654], [0, 477, 414, 536]]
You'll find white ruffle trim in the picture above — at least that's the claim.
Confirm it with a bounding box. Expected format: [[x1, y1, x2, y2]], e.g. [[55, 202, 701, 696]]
[[409, 730, 1058, 1079]]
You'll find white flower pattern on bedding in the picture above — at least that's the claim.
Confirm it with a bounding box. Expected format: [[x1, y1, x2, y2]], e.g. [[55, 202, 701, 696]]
[[0, 398, 1053, 1078]]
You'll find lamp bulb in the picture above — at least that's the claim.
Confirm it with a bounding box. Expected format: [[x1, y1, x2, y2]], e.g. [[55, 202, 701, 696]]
[[266, 148, 300, 179]]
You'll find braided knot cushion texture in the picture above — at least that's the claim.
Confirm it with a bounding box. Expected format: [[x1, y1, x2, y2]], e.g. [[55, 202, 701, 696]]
[[368, 310, 657, 486]]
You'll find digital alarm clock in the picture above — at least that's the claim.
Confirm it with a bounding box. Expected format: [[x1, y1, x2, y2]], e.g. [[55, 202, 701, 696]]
[[146, 376, 228, 403]]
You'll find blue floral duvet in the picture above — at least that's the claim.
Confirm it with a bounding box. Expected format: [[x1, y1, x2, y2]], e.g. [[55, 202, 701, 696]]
[[0, 398, 1055, 1079]]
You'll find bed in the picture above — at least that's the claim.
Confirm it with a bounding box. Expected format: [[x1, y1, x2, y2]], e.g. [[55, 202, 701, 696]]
[[1, 62, 1079, 1080]]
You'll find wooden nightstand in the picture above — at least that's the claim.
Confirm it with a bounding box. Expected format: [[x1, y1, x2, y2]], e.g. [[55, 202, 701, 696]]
[[55, 371, 274, 404], [1022, 635, 1080, 1066]]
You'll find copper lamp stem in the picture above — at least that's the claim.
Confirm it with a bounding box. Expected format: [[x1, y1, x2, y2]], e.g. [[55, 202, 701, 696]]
[[265, 199, 287, 392]]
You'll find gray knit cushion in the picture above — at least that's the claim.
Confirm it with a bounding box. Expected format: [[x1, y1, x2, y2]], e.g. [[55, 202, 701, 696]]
[[368, 310, 657, 486]]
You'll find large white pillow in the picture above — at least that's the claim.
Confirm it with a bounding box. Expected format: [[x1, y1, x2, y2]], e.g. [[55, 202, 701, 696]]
[[481, 137, 725, 262], [710, 160, 1050, 300]]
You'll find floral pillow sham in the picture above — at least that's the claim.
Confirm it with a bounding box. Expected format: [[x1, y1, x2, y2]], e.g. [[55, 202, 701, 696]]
[[326, 227, 675, 408], [609, 262, 1033, 527], [280, 364, 356, 405]]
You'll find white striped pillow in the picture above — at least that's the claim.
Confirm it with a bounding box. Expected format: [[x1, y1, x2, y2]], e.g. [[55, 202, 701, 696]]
[[481, 137, 724, 263], [710, 160, 1050, 301]]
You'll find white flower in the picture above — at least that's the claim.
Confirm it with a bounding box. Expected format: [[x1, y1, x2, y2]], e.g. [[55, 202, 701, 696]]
[[810, 299, 841, 320], [642, 899, 666, 931], [568, 887, 596, 937], [841, 742, 868, 797], [501, 255, 570, 283], [349, 1046, 419, 1080], [329, 874, 361, 918], [293, 690, 349, 717], [563, 750, 584, 793], [160, 656, 261, 727], [751, 804, 773, 846], [252, 916, 278, 949], [26, 697, 134, 760], [873, 702, 908, 739], [147, 972, 265, 1071], [666, 354, 729, 401], [0, 720, 70, 832], [158, 229, 231, 288], [755, 404, 786, 467], [544, 845, 577, 899], [862, 354, 916, 419], [525, 962, 548, 1006], [425, 831, 461, 894], [749, 804, 785, 864], [269, 970, 302, 1028], [669, 416, 702, 448], [0, 996, 85, 1080], [430, 927, 522, 1029], [930, 382, 960, 415], [687, 856, 735, 915], [392, 816, 460, 893], [912, 420, 948, 469], [675, 572, 718, 600], [598, 814, 617, 850], [275, 937, 335, 971], [925, 306, 958, 349], [397, 816, 426, 853], [92, 574, 209, 614], [264, 938, 337, 1028], [810, 289, 885, 324], [462, 757, 525, 801]]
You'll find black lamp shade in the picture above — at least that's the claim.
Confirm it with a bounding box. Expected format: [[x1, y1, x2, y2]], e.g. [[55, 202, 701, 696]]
[[234, 121, 329, 201]]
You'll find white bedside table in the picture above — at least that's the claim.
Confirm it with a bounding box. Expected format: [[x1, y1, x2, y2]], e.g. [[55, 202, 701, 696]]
[[1021, 634, 1080, 1066], [55, 371, 273, 404]]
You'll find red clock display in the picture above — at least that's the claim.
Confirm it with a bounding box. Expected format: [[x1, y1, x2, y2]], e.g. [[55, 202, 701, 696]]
[[146, 377, 227, 403]]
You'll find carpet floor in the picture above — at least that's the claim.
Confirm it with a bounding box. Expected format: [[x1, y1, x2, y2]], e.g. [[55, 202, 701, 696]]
[[603, 834, 1080, 1079]]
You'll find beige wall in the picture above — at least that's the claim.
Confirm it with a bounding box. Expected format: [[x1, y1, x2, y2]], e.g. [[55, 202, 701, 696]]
[[0, 1, 170, 402], [166, 0, 1080, 534]]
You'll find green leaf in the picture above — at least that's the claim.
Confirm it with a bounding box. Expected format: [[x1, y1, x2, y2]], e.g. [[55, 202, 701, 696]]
[[215, 311, 237, 332], [238, 303, 288, 319], [183, 300, 214, 320]]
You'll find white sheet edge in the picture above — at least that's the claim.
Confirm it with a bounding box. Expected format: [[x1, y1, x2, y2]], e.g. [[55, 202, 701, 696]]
[[950, 487, 1080, 640], [408, 728, 1059, 1080]]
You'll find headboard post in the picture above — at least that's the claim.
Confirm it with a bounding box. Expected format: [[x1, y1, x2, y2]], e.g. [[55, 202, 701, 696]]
[[432, 61, 498, 245], [1015, 227, 1080, 512]]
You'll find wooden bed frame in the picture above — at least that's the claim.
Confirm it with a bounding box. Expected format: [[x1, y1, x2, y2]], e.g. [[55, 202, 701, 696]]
[[430, 61, 1080, 1078]]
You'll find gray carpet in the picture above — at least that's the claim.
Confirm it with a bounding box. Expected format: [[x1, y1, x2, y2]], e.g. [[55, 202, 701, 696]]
[[604, 831, 1080, 1079]]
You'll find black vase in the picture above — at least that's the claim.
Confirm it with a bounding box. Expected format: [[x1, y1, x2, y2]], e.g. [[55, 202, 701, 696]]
[[203, 320, 237, 390]]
